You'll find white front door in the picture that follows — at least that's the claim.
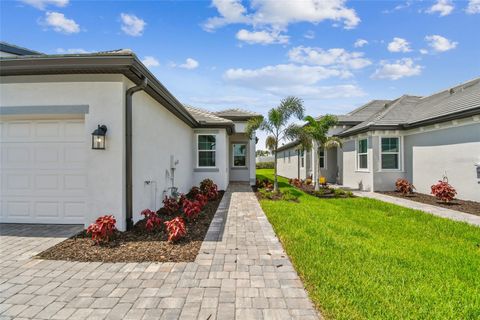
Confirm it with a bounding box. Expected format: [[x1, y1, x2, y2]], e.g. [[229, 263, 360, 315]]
[[0, 119, 88, 224]]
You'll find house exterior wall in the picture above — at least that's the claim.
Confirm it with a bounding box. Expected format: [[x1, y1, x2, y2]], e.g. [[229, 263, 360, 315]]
[[130, 83, 195, 224], [277, 148, 300, 179], [229, 133, 250, 182], [404, 121, 480, 202], [0, 74, 127, 229], [371, 134, 406, 191], [342, 137, 373, 191]]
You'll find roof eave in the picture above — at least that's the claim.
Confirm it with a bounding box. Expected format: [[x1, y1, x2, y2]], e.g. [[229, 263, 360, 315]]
[[402, 107, 480, 129]]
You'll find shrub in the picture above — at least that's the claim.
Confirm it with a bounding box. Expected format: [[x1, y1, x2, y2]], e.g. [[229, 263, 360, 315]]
[[187, 186, 201, 199], [162, 196, 180, 214], [289, 178, 303, 188], [199, 179, 215, 193], [86, 215, 117, 244], [256, 178, 273, 190], [305, 178, 312, 186], [183, 199, 202, 220], [431, 180, 457, 203], [256, 161, 274, 169], [346, 191, 354, 198], [195, 193, 208, 208], [334, 189, 347, 197], [395, 178, 415, 195], [164, 217, 187, 242], [282, 189, 298, 202], [141, 209, 162, 231]]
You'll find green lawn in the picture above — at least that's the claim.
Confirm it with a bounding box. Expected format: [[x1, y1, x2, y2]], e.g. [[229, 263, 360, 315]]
[[256, 169, 480, 320]]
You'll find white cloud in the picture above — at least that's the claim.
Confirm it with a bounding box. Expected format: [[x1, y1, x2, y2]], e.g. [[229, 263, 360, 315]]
[[419, 49, 429, 54], [304, 30, 315, 39], [425, 35, 457, 52], [427, 0, 454, 16], [120, 13, 146, 36], [21, 0, 68, 10], [354, 39, 368, 48], [387, 37, 412, 52], [288, 46, 371, 70], [236, 29, 289, 45], [179, 58, 199, 70], [203, 0, 360, 31], [372, 58, 422, 80], [141, 56, 160, 68], [56, 48, 90, 54], [42, 11, 79, 34], [466, 0, 480, 14]]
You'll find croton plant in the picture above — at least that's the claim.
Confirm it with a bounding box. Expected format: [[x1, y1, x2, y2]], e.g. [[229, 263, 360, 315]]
[[164, 217, 187, 242], [431, 180, 457, 203], [395, 178, 415, 195], [86, 215, 117, 244], [140, 209, 162, 231]]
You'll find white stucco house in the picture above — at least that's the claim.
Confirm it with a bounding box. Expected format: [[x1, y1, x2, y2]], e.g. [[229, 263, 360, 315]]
[[0, 42, 259, 230], [277, 78, 480, 202]]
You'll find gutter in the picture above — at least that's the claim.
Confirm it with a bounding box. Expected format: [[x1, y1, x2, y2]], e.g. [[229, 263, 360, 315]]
[[125, 77, 148, 230]]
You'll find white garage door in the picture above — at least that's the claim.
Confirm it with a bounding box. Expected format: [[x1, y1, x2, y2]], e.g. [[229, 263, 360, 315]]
[[0, 119, 87, 224]]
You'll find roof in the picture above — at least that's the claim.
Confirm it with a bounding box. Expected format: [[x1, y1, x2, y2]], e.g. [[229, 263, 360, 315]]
[[0, 41, 43, 56], [316, 100, 392, 125], [276, 140, 301, 152], [0, 47, 255, 133], [339, 77, 480, 137], [214, 108, 260, 120]]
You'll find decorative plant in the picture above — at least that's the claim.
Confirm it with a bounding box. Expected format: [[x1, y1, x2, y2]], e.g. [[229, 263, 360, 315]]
[[289, 178, 303, 188], [187, 186, 201, 198], [395, 178, 415, 195], [256, 178, 273, 190], [431, 179, 457, 203], [162, 196, 180, 214], [200, 178, 215, 193], [140, 209, 162, 231], [86, 215, 117, 244], [183, 199, 202, 220], [164, 217, 187, 242], [195, 193, 208, 208]]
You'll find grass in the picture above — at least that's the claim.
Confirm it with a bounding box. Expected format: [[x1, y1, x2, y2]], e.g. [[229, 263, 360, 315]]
[[256, 169, 480, 320]]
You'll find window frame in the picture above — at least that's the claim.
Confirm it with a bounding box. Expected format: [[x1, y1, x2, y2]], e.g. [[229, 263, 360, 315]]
[[379, 136, 402, 171], [319, 147, 327, 169], [196, 134, 217, 168], [357, 138, 369, 171], [232, 143, 247, 168]]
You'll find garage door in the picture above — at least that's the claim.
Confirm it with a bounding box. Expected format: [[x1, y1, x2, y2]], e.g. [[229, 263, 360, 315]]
[[0, 119, 87, 224]]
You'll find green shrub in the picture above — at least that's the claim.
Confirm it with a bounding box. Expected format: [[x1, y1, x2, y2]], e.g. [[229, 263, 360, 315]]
[[282, 189, 298, 202], [334, 188, 347, 197], [256, 161, 274, 169]]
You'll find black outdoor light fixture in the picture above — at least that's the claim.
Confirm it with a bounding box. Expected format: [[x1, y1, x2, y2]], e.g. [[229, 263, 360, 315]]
[[91, 125, 107, 150]]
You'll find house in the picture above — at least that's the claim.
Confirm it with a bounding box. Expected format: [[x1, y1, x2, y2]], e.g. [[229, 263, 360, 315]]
[[0, 42, 259, 230], [277, 78, 480, 202]]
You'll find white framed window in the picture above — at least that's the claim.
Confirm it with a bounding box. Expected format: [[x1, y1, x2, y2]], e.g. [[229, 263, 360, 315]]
[[381, 137, 400, 170], [233, 143, 247, 167], [197, 134, 216, 167], [319, 148, 326, 169], [357, 138, 368, 170]]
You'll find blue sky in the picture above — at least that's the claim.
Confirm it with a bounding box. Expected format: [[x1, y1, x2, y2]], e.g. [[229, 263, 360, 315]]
[[1, 0, 479, 147]]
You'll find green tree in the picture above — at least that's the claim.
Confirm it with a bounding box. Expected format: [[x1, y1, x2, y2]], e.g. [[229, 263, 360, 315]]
[[286, 115, 342, 190], [246, 96, 305, 191]]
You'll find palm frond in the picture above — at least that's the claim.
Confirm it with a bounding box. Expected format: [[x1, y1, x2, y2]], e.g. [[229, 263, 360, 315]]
[[279, 96, 305, 120], [324, 136, 343, 149], [265, 136, 277, 151], [245, 116, 264, 139]]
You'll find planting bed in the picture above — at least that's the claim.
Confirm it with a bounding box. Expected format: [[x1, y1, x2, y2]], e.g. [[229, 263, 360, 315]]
[[37, 191, 224, 263], [378, 191, 480, 216]]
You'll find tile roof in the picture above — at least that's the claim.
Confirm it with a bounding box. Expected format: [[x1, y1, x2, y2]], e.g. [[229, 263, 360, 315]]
[[183, 105, 233, 125], [214, 108, 261, 120]]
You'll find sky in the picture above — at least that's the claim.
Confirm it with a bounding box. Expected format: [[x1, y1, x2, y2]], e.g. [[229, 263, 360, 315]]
[[1, 0, 479, 149]]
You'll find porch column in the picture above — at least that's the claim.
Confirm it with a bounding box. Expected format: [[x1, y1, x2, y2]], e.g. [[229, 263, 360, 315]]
[[249, 132, 256, 185]]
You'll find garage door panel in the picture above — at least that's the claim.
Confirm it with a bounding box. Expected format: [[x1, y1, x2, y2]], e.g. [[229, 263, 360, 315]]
[[0, 119, 87, 224]]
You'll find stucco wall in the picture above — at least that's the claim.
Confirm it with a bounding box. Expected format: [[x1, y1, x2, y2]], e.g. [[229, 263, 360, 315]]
[[277, 148, 300, 179], [371, 135, 406, 191], [0, 74, 127, 229], [404, 123, 480, 201], [131, 85, 195, 224], [342, 138, 373, 191]]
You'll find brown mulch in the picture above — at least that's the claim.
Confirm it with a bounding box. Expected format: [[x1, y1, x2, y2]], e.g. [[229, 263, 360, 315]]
[[378, 191, 480, 216], [36, 191, 224, 263]]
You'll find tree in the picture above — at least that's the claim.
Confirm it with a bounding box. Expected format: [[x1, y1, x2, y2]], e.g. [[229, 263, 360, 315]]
[[255, 150, 270, 157], [286, 115, 342, 190], [246, 96, 305, 191]]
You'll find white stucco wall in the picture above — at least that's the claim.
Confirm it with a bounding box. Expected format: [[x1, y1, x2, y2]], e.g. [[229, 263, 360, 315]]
[[277, 148, 301, 179], [342, 137, 373, 191], [371, 135, 406, 191], [404, 121, 480, 202], [0, 74, 127, 229], [130, 84, 195, 223]]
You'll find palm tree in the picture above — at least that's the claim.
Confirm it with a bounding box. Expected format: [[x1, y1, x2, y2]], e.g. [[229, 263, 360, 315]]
[[286, 115, 342, 191], [246, 96, 305, 191]]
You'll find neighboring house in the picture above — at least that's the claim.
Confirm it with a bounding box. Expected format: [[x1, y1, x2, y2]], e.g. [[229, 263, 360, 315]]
[[0, 42, 259, 230], [277, 78, 480, 202]]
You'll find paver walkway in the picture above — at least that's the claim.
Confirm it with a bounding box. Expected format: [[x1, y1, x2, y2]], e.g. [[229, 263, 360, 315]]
[[354, 191, 480, 227], [0, 183, 319, 320]]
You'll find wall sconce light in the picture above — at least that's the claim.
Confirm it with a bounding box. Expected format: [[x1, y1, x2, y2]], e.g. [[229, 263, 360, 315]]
[[91, 125, 107, 150]]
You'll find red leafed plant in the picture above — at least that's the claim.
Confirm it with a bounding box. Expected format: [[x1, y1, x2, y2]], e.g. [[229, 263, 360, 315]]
[[162, 196, 180, 215], [205, 184, 219, 201], [141, 209, 162, 231], [187, 186, 201, 198], [199, 178, 215, 193], [395, 178, 415, 195], [289, 178, 303, 188], [431, 179, 457, 203], [183, 199, 202, 220], [164, 217, 187, 242], [195, 193, 208, 208], [86, 215, 117, 244]]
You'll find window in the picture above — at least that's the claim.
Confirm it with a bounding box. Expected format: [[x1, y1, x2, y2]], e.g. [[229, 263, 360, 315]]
[[288, 150, 291, 163], [300, 150, 305, 168], [319, 148, 326, 168], [233, 143, 246, 167], [381, 137, 400, 170], [198, 135, 216, 167], [283, 152, 285, 163], [358, 138, 368, 170]]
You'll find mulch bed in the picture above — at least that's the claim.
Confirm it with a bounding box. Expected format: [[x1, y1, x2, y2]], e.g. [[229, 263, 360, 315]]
[[37, 191, 224, 263], [378, 191, 480, 216]]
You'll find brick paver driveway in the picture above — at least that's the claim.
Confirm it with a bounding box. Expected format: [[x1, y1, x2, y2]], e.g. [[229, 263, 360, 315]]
[[0, 183, 319, 320]]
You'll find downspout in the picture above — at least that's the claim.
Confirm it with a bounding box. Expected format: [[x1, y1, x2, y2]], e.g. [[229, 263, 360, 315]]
[[125, 77, 148, 230]]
